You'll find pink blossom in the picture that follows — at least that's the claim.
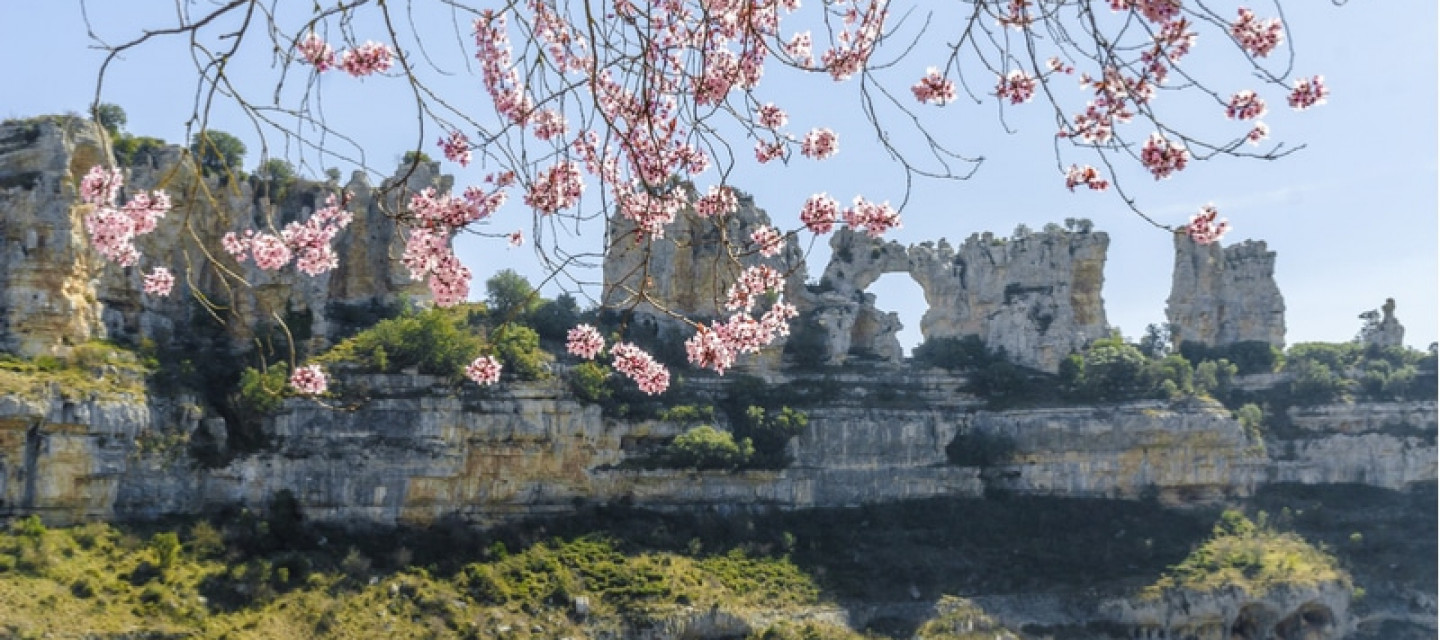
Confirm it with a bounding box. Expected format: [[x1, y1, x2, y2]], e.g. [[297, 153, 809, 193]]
[[693, 185, 738, 217], [750, 225, 785, 257], [507, 230, 524, 247], [784, 31, 813, 67], [995, 69, 1036, 105], [222, 232, 250, 260], [339, 41, 394, 77], [1186, 204, 1230, 245], [685, 327, 736, 375], [80, 165, 122, 206], [757, 103, 788, 129], [1046, 57, 1075, 75], [532, 109, 569, 141], [289, 365, 328, 395], [1230, 8, 1284, 58], [402, 227, 471, 307], [525, 161, 584, 214], [912, 67, 957, 105], [754, 140, 786, 164], [1064, 165, 1110, 192], [143, 267, 175, 297], [1109, 0, 1180, 25], [997, 0, 1033, 29], [296, 32, 336, 72], [1287, 75, 1328, 111], [466, 355, 503, 386], [250, 233, 293, 271], [842, 196, 900, 238], [439, 131, 472, 167], [610, 342, 670, 395], [566, 324, 605, 359], [1140, 133, 1189, 180], [800, 193, 840, 234], [1245, 122, 1270, 146], [1225, 90, 1267, 120], [800, 128, 838, 160], [725, 265, 786, 312]]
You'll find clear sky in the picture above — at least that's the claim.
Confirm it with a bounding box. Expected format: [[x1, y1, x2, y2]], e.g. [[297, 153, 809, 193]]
[[2, 2, 1435, 351]]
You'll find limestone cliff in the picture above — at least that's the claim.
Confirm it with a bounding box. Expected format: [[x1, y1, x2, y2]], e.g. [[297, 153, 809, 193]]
[[0, 115, 430, 357], [812, 226, 1109, 372], [1359, 298, 1405, 348], [1167, 234, 1286, 349]]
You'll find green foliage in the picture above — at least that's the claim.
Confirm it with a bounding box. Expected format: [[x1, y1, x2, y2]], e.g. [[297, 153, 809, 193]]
[[1061, 337, 1147, 401], [529, 293, 581, 341], [317, 307, 483, 377], [1144, 354, 1194, 398], [491, 324, 552, 380], [1277, 341, 1435, 404], [657, 404, 715, 425], [112, 134, 167, 166], [1148, 510, 1348, 597], [484, 269, 542, 323], [14, 516, 46, 540], [667, 426, 753, 470], [1193, 358, 1237, 397], [568, 361, 613, 403], [190, 130, 247, 178], [150, 532, 181, 570], [0, 341, 150, 401], [93, 102, 127, 136], [401, 150, 433, 165], [734, 405, 809, 468], [254, 157, 296, 182], [236, 365, 287, 416], [1235, 403, 1265, 440]]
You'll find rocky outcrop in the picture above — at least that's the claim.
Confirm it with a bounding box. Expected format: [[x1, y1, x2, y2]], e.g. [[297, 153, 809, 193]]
[[1104, 582, 1352, 640], [1359, 298, 1405, 348], [0, 117, 111, 356], [1267, 401, 1437, 489], [810, 226, 1109, 372], [1167, 234, 1286, 350], [0, 115, 430, 357]]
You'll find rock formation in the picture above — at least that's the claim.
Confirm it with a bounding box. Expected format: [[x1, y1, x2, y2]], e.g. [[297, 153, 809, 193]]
[[0, 115, 430, 357], [808, 225, 1109, 372], [1359, 298, 1405, 348], [1166, 234, 1286, 350]]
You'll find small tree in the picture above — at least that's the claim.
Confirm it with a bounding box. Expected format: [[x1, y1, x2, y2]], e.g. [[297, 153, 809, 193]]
[[190, 130, 247, 177], [668, 426, 752, 470], [485, 270, 541, 323], [93, 103, 127, 136]]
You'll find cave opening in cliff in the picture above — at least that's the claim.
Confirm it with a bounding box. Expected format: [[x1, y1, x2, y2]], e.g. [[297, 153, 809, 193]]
[[864, 273, 925, 358]]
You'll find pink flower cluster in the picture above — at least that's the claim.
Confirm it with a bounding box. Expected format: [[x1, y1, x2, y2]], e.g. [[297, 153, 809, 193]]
[[80, 166, 171, 268], [1225, 90, 1267, 120], [757, 103, 788, 129], [611, 342, 670, 395], [1287, 76, 1328, 111], [1245, 122, 1270, 146], [1109, 0, 1180, 25], [566, 324, 605, 360], [1064, 165, 1110, 192], [508, 230, 524, 247], [997, 0, 1033, 29], [1186, 205, 1230, 245], [143, 267, 175, 297], [912, 67, 957, 105], [800, 194, 840, 234], [223, 193, 354, 275], [411, 185, 506, 228], [525, 161, 585, 214], [995, 70, 1036, 105], [295, 33, 393, 77], [289, 365, 328, 395], [694, 185, 739, 218], [439, 131, 472, 167], [800, 128, 838, 160], [340, 41, 395, 77], [684, 301, 798, 375], [296, 33, 335, 71], [402, 228, 471, 307], [821, 1, 888, 81], [842, 196, 901, 238], [754, 140, 786, 164], [725, 265, 787, 312], [750, 225, 785, 257], [466, 356, 503, 386], [1230, 8, 1284, 58], [1140, 133, 1189, 180]]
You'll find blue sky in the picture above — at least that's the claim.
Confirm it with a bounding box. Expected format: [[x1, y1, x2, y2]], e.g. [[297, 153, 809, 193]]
[[2, 2, 1435, 351]]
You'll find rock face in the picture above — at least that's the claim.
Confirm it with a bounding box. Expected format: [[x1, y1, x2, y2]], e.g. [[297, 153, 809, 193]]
[[1359, 298, 1405, 348], [811, 226, 1109, 372], [1167, 234, 1286, 349], [0, 117, 111, 356], [1104, 582, 1352, 640], [0, 115, 429, 357]]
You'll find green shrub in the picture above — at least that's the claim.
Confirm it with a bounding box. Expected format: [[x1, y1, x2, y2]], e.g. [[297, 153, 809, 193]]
[[1235, 403, 1265, 440], [492, 324, 552, 380], [150, 532, 181, 570], [734, 406, 808, 468], [236, 365, 287, 416], [1193, 359, 1237, 397], [569, 362, 613, 403], [668, 426, 753, 470], [657, 404, 715, 425], [318, 307, 483, 377]]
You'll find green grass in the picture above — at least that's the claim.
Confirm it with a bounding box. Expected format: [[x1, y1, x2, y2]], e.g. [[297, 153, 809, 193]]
[[1145, 510, 1348, 598], [0, 341, 150, 401]]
